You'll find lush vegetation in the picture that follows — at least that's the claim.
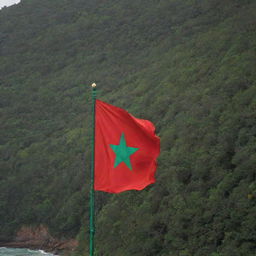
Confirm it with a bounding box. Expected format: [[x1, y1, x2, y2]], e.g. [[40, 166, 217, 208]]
[[0, 0, 255, 255]]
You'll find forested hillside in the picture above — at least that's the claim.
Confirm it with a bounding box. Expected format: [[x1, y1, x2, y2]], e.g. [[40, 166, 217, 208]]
[[1, 0, 256, 255]]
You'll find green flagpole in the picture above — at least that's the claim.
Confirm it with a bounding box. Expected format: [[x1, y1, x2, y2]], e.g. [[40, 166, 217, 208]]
[[90, 83, 97, 256]]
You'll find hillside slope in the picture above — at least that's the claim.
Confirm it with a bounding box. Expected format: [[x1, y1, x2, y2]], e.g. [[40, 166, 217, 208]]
[[1, 0, 256, 255]]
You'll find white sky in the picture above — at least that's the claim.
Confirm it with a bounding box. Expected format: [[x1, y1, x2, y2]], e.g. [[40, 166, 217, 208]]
[[0, 0, 20, 9]]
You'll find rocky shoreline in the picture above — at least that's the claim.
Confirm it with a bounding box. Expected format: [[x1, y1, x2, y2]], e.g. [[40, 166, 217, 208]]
[[0, 225, 78, 255]]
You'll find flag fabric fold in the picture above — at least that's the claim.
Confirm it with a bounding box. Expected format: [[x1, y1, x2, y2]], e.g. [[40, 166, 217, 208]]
[[94, 100, 160, 193]]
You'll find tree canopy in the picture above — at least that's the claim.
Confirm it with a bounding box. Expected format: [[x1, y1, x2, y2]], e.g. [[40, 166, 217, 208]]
[[0, 0, 255, 255]]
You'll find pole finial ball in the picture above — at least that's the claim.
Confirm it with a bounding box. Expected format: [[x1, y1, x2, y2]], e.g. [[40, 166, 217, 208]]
[[92, 83, 97, 88]]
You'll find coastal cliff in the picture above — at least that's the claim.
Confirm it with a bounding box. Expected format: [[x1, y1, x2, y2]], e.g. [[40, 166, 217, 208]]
[[0, 225, 78, 255]]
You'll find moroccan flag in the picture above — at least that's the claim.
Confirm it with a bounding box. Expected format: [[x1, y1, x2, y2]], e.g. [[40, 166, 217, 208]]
[[95, 99, 160, 193]]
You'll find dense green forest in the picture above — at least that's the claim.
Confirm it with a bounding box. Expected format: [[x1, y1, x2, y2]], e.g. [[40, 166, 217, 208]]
[[0, 0, 256, 255]]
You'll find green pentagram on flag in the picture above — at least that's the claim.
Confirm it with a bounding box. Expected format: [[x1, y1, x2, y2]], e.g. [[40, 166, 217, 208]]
[[110, 133, 139, 170]]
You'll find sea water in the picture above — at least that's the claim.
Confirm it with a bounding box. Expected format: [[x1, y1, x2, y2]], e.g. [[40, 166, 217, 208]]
[[0, 247, 55, 256]]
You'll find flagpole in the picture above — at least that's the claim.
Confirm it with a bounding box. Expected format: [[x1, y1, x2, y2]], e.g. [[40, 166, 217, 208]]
[[90, 83, 97, 256]]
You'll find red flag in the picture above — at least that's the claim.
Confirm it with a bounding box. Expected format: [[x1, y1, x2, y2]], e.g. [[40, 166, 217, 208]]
[[95, 99, 160, 193]]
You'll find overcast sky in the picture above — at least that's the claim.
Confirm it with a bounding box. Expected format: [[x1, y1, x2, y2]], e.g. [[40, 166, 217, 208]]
[[0, 0, 20, 9]]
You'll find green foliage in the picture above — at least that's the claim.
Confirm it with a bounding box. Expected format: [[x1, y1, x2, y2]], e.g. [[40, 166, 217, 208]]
[[0, 0, 256, 255]]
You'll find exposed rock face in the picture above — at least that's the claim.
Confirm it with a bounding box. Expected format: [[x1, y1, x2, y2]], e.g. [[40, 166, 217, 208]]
[[0, 225, 78, 255]]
